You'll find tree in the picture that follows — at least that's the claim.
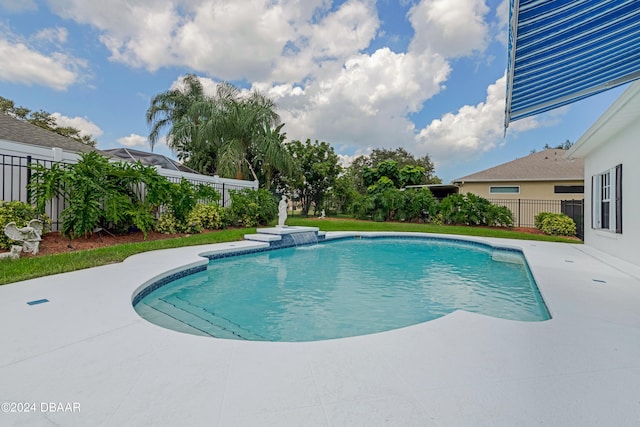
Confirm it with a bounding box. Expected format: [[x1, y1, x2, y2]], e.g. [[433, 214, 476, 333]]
[[347, 147, 441, 195], [146, 74, 207, 153], [150, 78, 294, 183], [282, 139, 341, 216], [543, 139, 573, 150], [369, 147, 439, 183], [327, 174, 358, 214]]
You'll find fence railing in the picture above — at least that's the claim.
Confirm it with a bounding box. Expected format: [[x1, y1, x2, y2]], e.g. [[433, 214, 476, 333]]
[[2, 154, 70, 231], [488, 198, 584, 239], [1, 152, 257, 231]]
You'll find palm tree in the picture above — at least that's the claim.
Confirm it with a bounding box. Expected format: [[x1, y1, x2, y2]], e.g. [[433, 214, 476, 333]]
[[169, 82, 294, 183], [146, 74, 206, 152], [253, 123, 295, 189]]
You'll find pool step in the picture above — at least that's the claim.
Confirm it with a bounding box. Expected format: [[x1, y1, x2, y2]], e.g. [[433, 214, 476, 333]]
[[150, 295, 264, 340], [136, 301, 213, 337], [491, 250, 525, 265]]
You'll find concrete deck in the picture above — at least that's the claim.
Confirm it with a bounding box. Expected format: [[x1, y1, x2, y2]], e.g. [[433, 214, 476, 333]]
[[1, 232, 639, 426]]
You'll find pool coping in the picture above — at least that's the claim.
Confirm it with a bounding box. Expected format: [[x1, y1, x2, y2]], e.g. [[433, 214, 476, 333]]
[[1, 232, 639, 426]]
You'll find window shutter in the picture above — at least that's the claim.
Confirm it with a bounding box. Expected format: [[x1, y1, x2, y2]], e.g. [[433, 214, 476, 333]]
[[591, 175, 595, 229], [615, 164, 622, 234]]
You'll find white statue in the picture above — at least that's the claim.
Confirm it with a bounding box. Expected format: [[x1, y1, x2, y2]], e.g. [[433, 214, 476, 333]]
[[0, 245, 22, 260], [318, 209, 326, 219], [278, 195, 288, 228], [4, 219, 44, 255]]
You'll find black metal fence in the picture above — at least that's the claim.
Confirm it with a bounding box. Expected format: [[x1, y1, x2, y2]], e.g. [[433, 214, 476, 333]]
[[488, 198, 584, 239], [2, 154, 70, 231], [1, 153, 255, 231], [161, 174, 249, 208], [561, 199, 585, 239]]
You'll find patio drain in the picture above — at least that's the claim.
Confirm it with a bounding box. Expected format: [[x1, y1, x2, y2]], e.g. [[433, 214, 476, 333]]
[[27, 299, 49, 306], [592, 279, 607, 284]]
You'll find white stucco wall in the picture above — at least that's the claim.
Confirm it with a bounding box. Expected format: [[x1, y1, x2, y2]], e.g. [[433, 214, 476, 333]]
[[583, 119, 640, 267]]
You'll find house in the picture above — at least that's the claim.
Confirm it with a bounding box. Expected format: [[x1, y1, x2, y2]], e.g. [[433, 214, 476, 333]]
[[0, 112, 98, 162], [103, 147, 198, 173], [565, 81, 640, 268], [453, 149, 584, 200], [452, 150, 584, 230], [1, 113, 100, 218]]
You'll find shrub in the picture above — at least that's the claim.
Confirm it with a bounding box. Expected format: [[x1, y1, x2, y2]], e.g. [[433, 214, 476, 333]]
[[352, 187, 439, 223], [486, 204, 514, 228], [227, 189, 277, 227], [534, 212, 555, 230], [0, 201, 47, 250], [165, 178, 220, 225], [155, 212, 201, 234], [438, 194, 468, 225], [188, 203, 226, 230], [539, 213, 576, 236], [397, 188, 439, 222], [29, 152, 221, 238], [438, 193, 513, 227]]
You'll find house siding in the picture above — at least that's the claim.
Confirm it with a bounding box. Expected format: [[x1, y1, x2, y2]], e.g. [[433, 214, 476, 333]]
[[458, 180, 584, 200], [583, 119, 639, 267]]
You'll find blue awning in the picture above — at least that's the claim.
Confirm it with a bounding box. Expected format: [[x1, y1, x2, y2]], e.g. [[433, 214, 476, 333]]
[[505, 0, 640, 128]]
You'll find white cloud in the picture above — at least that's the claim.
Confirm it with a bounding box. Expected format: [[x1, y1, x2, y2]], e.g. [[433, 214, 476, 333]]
[[496, 0, 510, 29], [269, 46, 450, 154], [0, 36, 82, 90], [0, 0, 37, 12], [39, 0, 528, 170], [47, 0, 378, 83], [494, 0, 510, 46], [34, 27, 68, 44], [414, 74, 506, 166], [337, 153, 360, 168], [51, 113, 103, 137], [117, 133, 148, 147], [408, 0, 490, 57], [170, 74, 219, 97], [412, 73, 566, 168]]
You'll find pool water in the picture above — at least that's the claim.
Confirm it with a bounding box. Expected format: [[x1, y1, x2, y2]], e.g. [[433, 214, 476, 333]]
[[134, 237, 550, 341]]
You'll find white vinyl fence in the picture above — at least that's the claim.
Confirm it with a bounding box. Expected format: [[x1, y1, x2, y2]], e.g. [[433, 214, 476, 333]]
[[1, 143, 257, 231]]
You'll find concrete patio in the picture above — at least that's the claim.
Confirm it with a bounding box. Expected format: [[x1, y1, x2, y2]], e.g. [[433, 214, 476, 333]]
[[1, 232, 639, 426]]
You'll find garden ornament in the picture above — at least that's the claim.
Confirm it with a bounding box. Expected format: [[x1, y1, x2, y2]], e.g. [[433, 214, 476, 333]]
[[4, 219, 44, 255], [0, 245, 22, 260]]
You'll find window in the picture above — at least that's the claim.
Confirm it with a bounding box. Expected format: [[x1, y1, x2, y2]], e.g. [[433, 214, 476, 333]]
[[592, 164, 622, 233], [554, 185, 584, 194], [489, 186, 520, 194]]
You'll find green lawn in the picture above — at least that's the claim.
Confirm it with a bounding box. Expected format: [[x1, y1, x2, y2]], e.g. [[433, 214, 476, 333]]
[[0, 219, 579, 286], [287, 216, 581, 243]]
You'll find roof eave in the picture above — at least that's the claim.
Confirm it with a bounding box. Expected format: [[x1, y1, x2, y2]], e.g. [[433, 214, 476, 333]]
[[452, 177, 584, 184]]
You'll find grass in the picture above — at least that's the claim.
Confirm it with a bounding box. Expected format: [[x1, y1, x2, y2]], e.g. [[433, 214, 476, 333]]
[[0, 228, 252, 286], [0, 218, 580, 286], [287, 216, 582, 243]]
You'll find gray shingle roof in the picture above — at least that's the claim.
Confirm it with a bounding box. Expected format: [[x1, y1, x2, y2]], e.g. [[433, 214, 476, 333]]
[[0, 113, 98, 154], [103, 148, 198, 173], [453, 149, 584, 182]]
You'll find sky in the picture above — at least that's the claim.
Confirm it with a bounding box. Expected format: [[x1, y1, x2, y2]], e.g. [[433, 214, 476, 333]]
[[0, 0, 628, 183]]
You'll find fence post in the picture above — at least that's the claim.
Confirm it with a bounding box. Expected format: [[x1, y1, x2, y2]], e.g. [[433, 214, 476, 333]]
[[517, 199, 521, 227], [222, 183, 226, 207], [26, 155, 32, 204]]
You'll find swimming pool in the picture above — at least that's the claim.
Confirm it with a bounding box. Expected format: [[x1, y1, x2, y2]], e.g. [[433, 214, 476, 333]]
[[133, 236, 550, 341]]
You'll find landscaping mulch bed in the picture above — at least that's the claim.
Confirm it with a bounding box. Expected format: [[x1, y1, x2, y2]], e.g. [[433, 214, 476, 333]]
[[35, 230, 195, 256]]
